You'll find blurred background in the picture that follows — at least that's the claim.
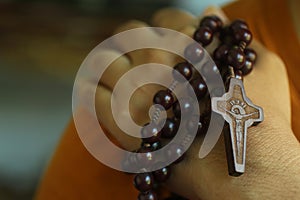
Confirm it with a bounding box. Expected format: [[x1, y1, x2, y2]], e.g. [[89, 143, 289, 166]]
[[0, 0, 233, 199]]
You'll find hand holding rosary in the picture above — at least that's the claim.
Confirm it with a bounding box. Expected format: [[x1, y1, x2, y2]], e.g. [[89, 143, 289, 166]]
[[123, 15, 264, 200]]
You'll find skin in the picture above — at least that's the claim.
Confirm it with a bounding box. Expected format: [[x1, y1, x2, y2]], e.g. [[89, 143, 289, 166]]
[[92, 6, 300, 200]]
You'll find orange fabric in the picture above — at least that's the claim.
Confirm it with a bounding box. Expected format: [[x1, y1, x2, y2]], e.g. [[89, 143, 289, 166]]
[[34, 118, 138, 200], [35, 0, 300, 199]]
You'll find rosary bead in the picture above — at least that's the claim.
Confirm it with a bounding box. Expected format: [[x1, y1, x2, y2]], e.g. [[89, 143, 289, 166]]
[[211, 15, 223, 30], [122, 152, 139, 172], [172, 98, 194, 119], [150, 141, 161, 151], [172, 101, 181, 119], [141, 123, 161, 144], [201, 99, 212, 118], [153, 166, 171, 182], [213, 44, 230, 61], [235, 70, 244, 80], [142, 141, 161, 151], [134, 173, 154, 192], [188, 77, 207, 99], [241, 59, 253, 75], [173, 62, 193, 82], [201, 60, 220, 78], [184, 42, 204, 63], [233, 28, 252, 46], [219, 26, 234, 45], [153, 90, 174, 110], [138, 191, 158, 200], [186, 115, 206, 135], [137, 147, 155, 166], [244, 48, 257, 63], [200, 15, 223, 33], [161, 118, 179, 138], [226, 48, 246, 69], [193, 26, 213, 46], [230, 19, 249, 31], [165, 143, 185, 164]]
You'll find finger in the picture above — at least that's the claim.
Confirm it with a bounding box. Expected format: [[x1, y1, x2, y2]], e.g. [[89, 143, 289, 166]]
[[166, 134, 229, 199], [245, 40, 291, 123], [151, 8, 197, 30], [195, 6, 230, 54], [114, 20, 180, 71], [150, 8, 198, 68], [97, 20, 178, 89], [150, 8, 197, 57], [168, 6, 230, 55], [113, 20, 151, 35], [200, 6, 229, 24], [113, 20, 164, 65], [97, 50, 132, 90], [150, 6, 229, 37], [95, 83, 167, 151], [95, 85, 141, 151]]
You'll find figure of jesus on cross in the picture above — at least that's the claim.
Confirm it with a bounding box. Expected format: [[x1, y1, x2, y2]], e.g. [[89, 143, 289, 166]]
[[212, 78, 264, 176]]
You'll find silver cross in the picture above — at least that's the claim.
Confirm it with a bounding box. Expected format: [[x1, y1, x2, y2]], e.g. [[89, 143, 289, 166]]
[[212, 77, 264, 176]]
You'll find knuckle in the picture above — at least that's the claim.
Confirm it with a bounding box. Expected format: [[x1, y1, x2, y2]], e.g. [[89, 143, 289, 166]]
[[114, 20, 149, 34], [178, 25, 196, 38], [152, 8, 196, 30], [259, 49, 288, 80]]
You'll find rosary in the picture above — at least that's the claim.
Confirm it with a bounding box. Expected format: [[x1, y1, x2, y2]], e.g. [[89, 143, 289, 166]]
[[126, 15, 264, 200]]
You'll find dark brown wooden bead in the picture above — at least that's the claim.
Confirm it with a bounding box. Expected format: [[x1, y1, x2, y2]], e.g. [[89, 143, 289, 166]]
[[122, 152, 139, 172], [153, 90, 174, 110], [219, 26, 234, 45], [184, 42, 204, 64], [173, 62, 193, 82], [230, 19, 249, 31], [201, 62, 220, 78], [233, 28, 252, 46], [211, 15, 223, 30], [235, 70, 244, 80], [137, 147, 155, 166], [241, 59, 253, 75], [165, 143, 185, 164], [172, 98, 194, 119], [227, 48, 246, 69], [201, 99, 212, 117], [244, 48, 257, 63], [213, 44, 230, 61], [172, 101, 181, 119], [200, 16, 223, 33], [142, 141, 161, 151], [150, 141, 161, 151], [138, 191, 158, 200], [141, 123, 161, 144], [188, 77, 207, 99], [161, 118, 179, 138], [194, 26, 213, 46], [186, 115, 207, 135], [134, 173, 154, 192], [153, 166, 171, 182]]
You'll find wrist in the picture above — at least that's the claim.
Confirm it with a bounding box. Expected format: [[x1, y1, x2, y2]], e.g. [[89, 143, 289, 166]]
[[194, 122, 300, 200]]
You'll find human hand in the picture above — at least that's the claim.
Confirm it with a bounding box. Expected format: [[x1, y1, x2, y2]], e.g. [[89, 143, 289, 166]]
[[94, 7, 300, 200]]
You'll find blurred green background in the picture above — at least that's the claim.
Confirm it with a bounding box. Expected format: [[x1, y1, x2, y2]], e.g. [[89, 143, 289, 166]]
[[0, 0, 233, 199]]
